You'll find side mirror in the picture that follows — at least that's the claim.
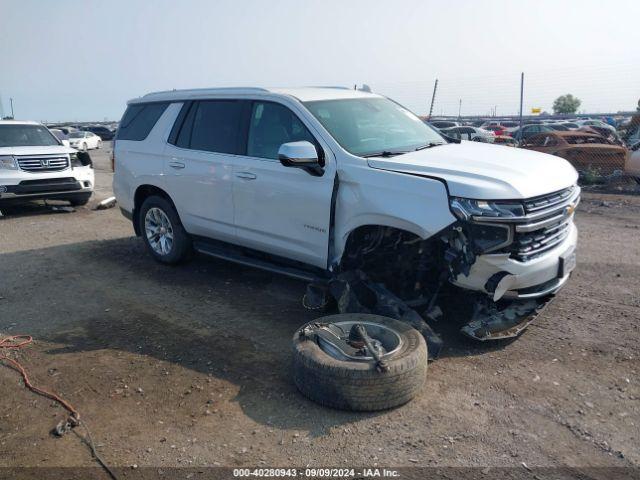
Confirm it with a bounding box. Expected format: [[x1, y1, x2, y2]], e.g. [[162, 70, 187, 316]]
[[278, 141, 323, 176]]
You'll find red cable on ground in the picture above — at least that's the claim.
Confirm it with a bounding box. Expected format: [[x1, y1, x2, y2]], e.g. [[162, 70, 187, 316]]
[[0, 335, 80, 421], [0, 335, 118, 479]]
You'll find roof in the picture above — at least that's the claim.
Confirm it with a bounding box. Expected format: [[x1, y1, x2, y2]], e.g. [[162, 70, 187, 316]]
[[0, 120, 41, 126], [129, 86, 380, 105]]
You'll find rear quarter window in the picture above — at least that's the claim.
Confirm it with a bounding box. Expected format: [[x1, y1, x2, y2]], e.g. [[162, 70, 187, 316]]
[[116, 102, 169, 141]]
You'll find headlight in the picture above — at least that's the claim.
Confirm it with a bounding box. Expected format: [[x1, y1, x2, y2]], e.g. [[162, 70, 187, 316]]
[[0, 155, 17, 170], [449, 197, 524, 221], [449, 197, 522, 254], [70, 152, 81, 167]]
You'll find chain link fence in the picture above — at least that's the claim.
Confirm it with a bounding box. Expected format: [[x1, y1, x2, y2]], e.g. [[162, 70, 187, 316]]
[[370, 64, 640, 191]]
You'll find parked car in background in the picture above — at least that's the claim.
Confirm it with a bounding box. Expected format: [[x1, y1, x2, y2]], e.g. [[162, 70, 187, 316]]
[[509, 124, 554, 142], [575, 119, 616, 133], [546, 124, 570, 131], [493, 135, 518, 147], [68, 130, 102, 151], [559, 122, 580, 130], [54, 126, 79, 135], [577, 126, 624, 146], [521, 131, 627, 176], [440, 126, 494, 142], [84, 125, 115, 141], [0, 120, 94, 206], [428, 120, 460, 129], [49, 128, 70, 147], [624, 142, 640, 183], [483, 125, 510, 136]]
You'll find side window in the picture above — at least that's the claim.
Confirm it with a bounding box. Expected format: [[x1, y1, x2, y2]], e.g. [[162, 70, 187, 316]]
[[175, 102, 197, 149], [189, 100, 244, 154], [116, 102, 169, 141], [247, 102, 316, 160]]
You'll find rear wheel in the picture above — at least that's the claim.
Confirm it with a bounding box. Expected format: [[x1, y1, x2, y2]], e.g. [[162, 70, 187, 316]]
[[139, 195, 191, 264]]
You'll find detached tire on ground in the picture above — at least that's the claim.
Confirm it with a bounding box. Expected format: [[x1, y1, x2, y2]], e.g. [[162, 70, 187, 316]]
[[293, 314, 428, 411]]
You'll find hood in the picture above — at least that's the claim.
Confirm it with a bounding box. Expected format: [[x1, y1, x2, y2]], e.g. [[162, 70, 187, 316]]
[[0, 145, 77, 156], [367, 141, 578, 199]]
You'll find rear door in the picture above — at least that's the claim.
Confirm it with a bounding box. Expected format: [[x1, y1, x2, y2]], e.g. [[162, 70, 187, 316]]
[[163, 100, 246, 242], [231, 100, 335, 268]]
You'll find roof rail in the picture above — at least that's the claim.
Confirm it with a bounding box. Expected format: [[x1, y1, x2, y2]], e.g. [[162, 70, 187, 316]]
[[143, 87, 270, 97], [308, 86, 351, 90]]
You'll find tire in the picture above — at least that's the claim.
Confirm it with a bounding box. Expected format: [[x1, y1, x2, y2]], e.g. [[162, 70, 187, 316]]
[[67, 192, 92, 206], [138, 195, 191, 264], [293, 314, 427, 411]]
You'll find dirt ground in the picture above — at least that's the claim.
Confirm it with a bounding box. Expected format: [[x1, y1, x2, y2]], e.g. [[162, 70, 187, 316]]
[[1, 143, 639, 477]]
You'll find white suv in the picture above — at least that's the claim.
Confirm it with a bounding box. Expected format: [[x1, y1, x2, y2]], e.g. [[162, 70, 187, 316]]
[[0, 121, 94, 206], [113, 87, 579, 339]]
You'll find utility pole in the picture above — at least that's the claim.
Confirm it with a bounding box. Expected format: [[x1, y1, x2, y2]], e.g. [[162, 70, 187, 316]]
[[458, 99, 462, 120], [428, 79, 438, 120], [10, 98, 15, 118], [518, 72, 524, 132]]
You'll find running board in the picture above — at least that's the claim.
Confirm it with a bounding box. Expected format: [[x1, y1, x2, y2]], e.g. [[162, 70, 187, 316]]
[[193, 240, 324, 283]]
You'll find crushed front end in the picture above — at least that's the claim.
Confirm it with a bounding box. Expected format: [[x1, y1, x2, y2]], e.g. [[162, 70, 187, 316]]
[[327, 185, 580, 349], [445, 185, 580, 340]]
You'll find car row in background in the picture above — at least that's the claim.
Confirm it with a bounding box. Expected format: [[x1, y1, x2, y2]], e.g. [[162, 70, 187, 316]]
[[45, 123, 117, 141], [425, 115, 640, 182], [439, 126, 495, 142]]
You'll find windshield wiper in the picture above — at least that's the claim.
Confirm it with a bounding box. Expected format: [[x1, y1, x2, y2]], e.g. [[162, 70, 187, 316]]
[[362, 150, 408, 158], [415, 142, 445, 151]]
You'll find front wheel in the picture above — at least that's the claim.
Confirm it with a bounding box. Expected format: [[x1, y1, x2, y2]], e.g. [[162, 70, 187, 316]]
[[139, 195, 192, 264]]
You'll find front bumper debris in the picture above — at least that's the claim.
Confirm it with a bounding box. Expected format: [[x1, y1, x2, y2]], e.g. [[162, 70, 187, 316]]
[[459, 296, 552, 341], [326, 270, 444, 358]]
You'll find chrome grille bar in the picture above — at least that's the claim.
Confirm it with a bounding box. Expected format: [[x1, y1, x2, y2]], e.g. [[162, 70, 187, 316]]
[[16, 156, 70, 173]]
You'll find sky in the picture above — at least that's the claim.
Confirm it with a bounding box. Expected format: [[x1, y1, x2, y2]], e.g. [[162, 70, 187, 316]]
[[1, 0, 639, 122]]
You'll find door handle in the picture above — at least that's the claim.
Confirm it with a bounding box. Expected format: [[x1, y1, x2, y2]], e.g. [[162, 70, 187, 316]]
[[169, 161, 185, 169], [236, 172, 257, 180]]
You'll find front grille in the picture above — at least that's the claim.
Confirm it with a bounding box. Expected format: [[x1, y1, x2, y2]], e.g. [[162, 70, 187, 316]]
[[17, 155, 70, 172], [511, 216, 572, 260], [471, 186, 579, 261], [511, 186, 578, 261], [523, 187, 575, 213]]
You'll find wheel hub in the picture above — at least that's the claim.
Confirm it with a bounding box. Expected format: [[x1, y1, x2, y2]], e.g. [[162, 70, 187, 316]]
[[144, 207, 174, 256], [302, 320, 403, 363]]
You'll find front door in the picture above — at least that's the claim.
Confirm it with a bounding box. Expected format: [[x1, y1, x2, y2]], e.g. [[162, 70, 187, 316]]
[[232, 100, 335, 269], [163, 100, 245, 242]]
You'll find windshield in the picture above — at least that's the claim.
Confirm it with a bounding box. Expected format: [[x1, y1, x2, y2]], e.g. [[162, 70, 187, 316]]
[[303, 97, 445, 156], [0, 124, 60, 147], [69, 132, 85, 138]]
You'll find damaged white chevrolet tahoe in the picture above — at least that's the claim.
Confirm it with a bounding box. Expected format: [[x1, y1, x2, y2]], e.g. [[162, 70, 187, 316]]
[[0, 121, 94, 207], [113, 87, 579, 347]]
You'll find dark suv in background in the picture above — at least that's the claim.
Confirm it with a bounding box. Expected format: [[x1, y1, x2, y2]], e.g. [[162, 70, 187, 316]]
[[83, 125, 115, 141]]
